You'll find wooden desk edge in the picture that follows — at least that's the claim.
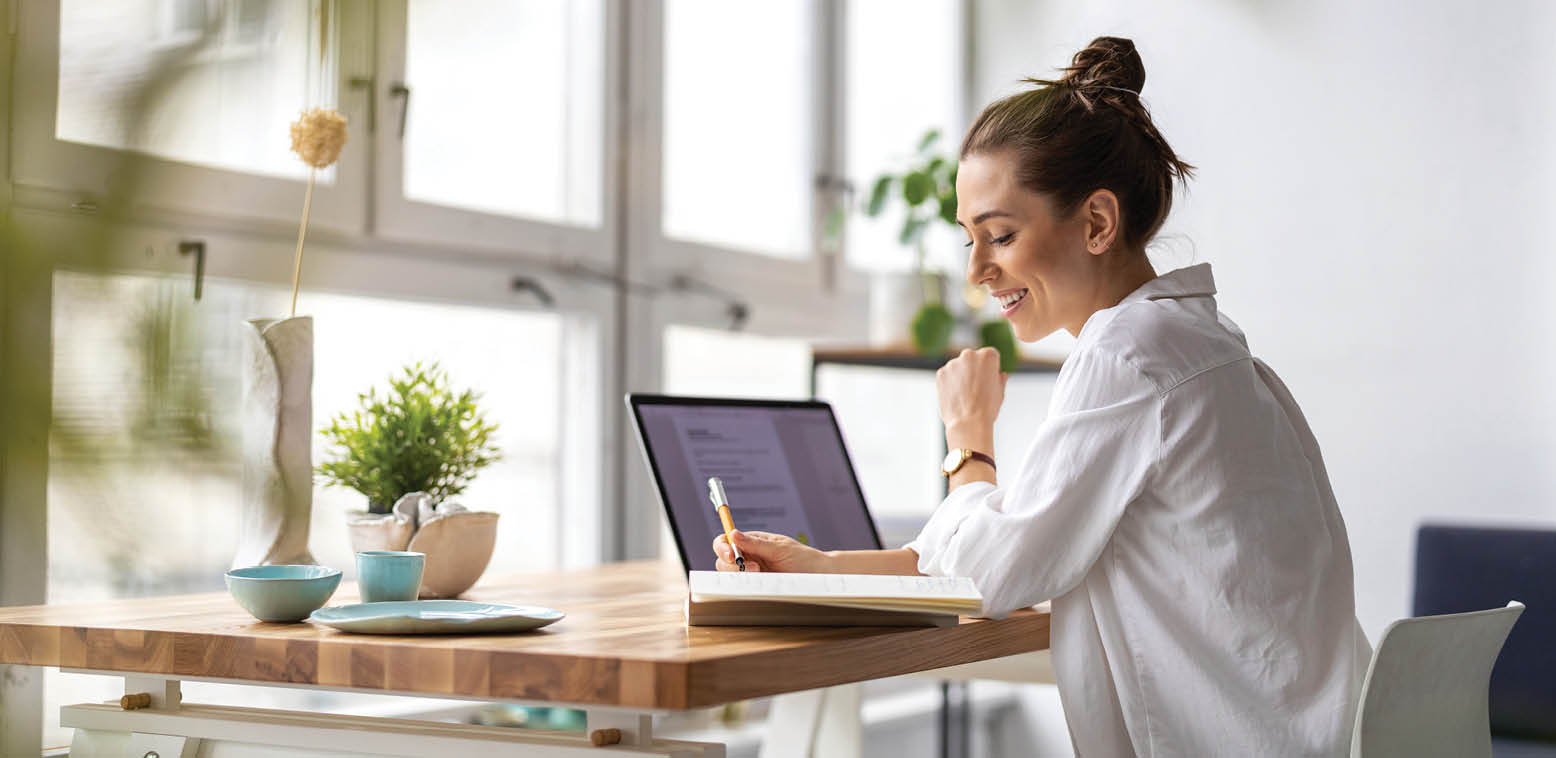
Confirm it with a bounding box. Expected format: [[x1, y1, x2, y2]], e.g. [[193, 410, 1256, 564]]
[[678, 611, 1050, 708], [0, 611, 1049, 710]]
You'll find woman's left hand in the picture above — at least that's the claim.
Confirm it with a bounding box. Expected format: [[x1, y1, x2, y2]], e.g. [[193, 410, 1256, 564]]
[[936, 347, 1008, 433]]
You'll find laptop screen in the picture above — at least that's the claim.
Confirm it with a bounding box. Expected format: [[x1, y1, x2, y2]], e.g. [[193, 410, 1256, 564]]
[[629, 396, 884, 572]]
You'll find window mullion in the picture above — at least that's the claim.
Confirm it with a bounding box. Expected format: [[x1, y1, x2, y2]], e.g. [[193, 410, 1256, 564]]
[[814, 0, 846, 294], [612, 0, 666, 561]]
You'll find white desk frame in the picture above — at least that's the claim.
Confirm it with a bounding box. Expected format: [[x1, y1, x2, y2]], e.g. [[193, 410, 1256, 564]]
[[56, 651, 1052, 757]]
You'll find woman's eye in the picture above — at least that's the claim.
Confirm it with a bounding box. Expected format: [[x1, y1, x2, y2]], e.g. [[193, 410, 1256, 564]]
[[964, 234, 1014, 249]]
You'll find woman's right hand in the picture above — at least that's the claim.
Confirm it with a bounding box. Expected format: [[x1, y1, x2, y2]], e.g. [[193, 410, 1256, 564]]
[[712, 530, 830, 573]]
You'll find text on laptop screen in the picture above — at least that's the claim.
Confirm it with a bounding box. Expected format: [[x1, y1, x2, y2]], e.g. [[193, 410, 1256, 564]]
[[634, 402, 882, 571]]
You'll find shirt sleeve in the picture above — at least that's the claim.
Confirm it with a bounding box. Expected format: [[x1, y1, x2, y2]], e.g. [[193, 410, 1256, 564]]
[[904, 348, 1162, 618]]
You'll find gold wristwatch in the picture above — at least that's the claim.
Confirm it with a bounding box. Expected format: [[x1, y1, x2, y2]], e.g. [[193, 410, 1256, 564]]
[[941, 448, 995, 476]]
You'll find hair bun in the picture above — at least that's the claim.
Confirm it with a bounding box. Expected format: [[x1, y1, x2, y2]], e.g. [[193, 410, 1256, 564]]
[[1062, 36, 1146, 95]]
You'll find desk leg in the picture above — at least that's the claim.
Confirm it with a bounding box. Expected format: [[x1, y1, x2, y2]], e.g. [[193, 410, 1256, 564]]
[[760, 684, 860, 758]]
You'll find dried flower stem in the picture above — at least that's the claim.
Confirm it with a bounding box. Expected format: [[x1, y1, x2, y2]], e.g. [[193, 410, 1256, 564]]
[[290, 168, 315, 317]]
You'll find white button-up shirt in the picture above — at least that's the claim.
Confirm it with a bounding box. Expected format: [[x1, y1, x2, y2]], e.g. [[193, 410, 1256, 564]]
[[907, 264, 1371, 757]]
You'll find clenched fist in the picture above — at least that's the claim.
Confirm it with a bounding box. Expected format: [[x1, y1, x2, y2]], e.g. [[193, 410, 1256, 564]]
[[936, 346, 1008, 431]]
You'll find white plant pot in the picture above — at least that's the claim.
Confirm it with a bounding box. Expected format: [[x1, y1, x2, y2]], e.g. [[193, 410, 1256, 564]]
[[346, 492, 499, 599], [233, 316, 316, 568], [868, 271, 921, 348], [869, 270, 948, 349], [346, 496, 417, 553]]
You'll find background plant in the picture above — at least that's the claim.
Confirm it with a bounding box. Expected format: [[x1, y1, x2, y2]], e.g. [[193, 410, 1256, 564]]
[[863, 128, 959, 291], [862, 129, 1019, 367], [317, 362, 500, 514]]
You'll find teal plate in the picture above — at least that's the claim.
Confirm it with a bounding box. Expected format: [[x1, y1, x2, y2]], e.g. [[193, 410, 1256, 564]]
[[308, 600, 564, 635]]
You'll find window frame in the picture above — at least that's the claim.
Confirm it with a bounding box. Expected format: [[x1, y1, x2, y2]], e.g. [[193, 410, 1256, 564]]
[[627, 0, 869, 311], [11, 0, 375, 235], [367, 0, 620, 267], [13, 203, 615, 565]]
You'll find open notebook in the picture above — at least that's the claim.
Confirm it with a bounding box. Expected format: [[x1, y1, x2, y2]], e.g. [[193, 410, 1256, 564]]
[[686, 571, 982, 627]]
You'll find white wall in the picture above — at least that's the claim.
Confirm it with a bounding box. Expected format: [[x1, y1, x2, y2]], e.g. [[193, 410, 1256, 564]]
[[973, 0, 1556, 643]]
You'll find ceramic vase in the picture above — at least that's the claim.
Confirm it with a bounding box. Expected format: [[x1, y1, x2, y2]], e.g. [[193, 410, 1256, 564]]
[[869, 270, 948, 348], [233, 316, 317, 568], [348, 492, 499, 598]]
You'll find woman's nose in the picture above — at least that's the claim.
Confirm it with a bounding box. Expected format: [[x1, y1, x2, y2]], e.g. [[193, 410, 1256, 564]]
[[966, 248, 996, 287]]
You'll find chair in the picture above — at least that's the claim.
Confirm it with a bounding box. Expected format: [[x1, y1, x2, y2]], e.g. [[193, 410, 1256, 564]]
[[1350, 601, 1524, 758]]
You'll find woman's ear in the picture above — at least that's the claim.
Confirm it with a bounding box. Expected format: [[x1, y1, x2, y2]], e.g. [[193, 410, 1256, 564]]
[[1082, 189, 1121, 255]]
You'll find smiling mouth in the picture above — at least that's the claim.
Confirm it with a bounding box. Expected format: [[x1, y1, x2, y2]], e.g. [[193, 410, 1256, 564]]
[[996, 289, 1029, 314]]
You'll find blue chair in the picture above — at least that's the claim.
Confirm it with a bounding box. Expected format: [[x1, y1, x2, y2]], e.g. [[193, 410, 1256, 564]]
[[1414, 524, 1556, 756]]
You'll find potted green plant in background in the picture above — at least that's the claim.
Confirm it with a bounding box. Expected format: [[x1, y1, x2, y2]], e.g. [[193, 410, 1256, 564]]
[[863, 129, 1020, 370], [318, 362, 503, 598]]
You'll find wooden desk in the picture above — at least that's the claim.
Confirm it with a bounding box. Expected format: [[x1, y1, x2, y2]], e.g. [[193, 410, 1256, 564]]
[[0, 560, 1049, 756]]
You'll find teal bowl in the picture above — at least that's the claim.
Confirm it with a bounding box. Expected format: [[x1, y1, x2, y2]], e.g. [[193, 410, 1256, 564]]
[[225, 565, 342, 622]]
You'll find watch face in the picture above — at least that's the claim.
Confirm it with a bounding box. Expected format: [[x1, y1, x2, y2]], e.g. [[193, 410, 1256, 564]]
[[942, 449, 964, 473]]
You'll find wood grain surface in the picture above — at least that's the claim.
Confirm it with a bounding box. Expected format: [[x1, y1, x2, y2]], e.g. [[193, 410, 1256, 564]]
[[0, 561, 1049, 709]]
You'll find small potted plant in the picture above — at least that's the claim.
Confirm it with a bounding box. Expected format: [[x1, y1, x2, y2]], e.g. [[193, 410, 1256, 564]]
[[318, 362, 503, 598], [864, 129, 1019, 369]]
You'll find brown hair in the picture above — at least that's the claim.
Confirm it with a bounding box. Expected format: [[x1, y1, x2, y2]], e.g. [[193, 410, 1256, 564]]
[[960, 36, 1194, 250]]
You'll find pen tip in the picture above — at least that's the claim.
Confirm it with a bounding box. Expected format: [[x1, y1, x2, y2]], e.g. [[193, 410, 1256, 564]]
[[736, 557, 746, 571]]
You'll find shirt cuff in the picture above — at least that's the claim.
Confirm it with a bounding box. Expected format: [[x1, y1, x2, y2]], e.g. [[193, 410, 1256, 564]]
[[903, 481, 998, 576]]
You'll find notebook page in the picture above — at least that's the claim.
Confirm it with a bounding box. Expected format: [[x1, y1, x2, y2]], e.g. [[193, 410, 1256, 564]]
[[689, 571, 980, 603]]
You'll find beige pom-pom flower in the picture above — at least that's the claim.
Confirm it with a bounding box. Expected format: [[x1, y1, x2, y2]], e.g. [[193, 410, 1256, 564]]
[[289, 107, 348, 169]]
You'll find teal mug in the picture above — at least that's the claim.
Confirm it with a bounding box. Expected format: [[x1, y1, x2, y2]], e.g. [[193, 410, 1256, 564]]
[[355, 551, 425, 602]]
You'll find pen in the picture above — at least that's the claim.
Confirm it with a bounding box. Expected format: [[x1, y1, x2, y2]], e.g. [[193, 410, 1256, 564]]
[[707, 477, 745, 571]]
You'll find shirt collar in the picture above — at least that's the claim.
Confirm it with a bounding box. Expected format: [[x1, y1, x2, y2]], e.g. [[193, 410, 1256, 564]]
[[1116, 263, 1217, 306]]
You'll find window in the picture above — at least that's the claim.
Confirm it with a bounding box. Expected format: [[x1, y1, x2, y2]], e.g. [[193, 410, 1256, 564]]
[[661, 325, 811, 400], [845, 0, 965, 274], [47, 270, 569, 602], [660, 0, 814, 259], [369, 0, 612, 259], [44, 268, 569, 744], [16, 0, 369, 231], [401, 0, 603, 226], [56, 0, 337, 181]]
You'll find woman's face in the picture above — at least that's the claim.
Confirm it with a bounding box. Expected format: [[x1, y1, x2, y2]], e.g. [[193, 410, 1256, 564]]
[[955, 150, 1099, 341]]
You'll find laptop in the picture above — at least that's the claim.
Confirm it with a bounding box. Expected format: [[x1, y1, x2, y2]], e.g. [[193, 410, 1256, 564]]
[[626, 394, 885, 573]]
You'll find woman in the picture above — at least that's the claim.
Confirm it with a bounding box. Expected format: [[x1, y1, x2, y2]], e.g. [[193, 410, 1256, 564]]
[[713, 37, 1370, 757]]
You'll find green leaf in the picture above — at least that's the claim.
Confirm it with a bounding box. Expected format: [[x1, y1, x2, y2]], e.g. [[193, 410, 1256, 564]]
[[865, 176, 893, 217], [979, 319, 1021, 372], [938, 191, 958, 227], [916, 129, 942, 154], [912, 304, 955, 356], [902, 171, 933, 206], [899, 216, 929, 246], [316, 361, 503, 511]]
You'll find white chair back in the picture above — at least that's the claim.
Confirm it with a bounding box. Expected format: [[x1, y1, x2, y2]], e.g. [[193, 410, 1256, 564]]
[[1351, 601, 1525, 758]]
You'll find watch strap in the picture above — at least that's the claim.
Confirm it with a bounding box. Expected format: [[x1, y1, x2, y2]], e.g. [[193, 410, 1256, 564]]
[[964, 450, 996, 471]]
